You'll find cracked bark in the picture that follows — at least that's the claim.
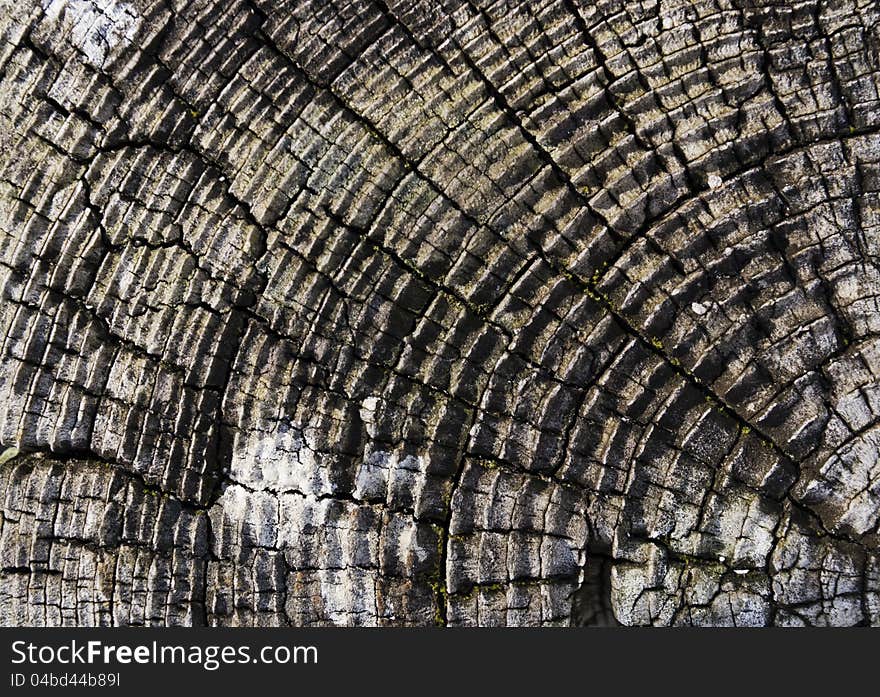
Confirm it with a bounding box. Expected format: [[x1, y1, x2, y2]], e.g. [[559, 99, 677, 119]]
[[1, 0, 879, 626]]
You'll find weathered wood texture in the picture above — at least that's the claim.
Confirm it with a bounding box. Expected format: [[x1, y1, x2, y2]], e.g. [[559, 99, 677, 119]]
[[1, 0, 879, 626]]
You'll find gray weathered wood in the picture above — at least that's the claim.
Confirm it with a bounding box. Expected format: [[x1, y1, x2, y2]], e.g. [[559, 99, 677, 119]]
[[0, 0, 879, 626]]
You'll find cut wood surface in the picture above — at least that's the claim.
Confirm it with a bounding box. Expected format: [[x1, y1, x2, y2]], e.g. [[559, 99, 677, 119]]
[[1, 0, 879, 626]]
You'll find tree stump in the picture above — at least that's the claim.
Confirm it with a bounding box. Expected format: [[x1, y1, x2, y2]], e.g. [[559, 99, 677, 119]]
[[1, 0, 878, 626]]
